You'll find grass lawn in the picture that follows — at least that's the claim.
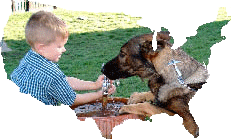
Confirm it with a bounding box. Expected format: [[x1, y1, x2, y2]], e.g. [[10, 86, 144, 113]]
[[2, 8, 230, 98]]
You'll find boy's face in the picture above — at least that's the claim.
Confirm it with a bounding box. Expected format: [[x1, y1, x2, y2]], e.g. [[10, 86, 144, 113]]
[[35, 36, 67, 62]]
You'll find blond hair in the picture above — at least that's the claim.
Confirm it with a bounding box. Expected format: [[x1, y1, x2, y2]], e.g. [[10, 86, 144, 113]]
[[25, 11, 68, 47]]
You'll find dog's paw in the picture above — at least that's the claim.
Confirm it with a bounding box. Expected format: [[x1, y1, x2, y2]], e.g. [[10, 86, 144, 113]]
[[194, 127, 199, 138], [119, 103, 149, 116], [119, 105, 130, 114], [127, 92, 146, 104]]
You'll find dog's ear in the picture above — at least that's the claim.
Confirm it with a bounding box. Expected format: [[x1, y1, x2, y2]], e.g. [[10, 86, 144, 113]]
[[156, 31, 171, 41], [156, 31, 172, 51]]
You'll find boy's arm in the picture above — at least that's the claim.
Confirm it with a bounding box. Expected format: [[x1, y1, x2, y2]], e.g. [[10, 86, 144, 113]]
[[66, 76, 103, 91], [70, 91, 102, 108], [70, 84, 116, 108]]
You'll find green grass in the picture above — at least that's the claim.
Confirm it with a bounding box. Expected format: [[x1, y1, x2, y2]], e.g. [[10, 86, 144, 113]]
[[180, 20, 229, 65], [2, 9, 152, 97], [2, 8, 230, 98]]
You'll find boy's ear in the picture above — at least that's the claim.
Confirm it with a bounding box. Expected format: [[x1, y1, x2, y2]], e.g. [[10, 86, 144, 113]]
[[33, 43, 45, 53]]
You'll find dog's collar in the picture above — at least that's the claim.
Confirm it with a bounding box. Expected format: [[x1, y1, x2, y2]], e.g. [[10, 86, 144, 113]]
[[168, 59, 185, 85], [168, 59, 197, 92]]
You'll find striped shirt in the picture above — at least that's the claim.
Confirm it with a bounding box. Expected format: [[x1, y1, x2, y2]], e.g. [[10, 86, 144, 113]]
[[11, 49, 76, 106]]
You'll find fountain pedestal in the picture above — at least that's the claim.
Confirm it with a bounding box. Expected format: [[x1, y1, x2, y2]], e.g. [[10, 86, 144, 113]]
[[71, 97, 145, 139]]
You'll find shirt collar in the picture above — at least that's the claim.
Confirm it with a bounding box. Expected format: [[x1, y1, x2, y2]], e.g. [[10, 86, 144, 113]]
[[26, 49, 60, 68]]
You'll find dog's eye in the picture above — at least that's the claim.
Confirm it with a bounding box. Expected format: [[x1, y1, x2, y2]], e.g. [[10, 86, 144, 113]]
[[119, 50, 127, 58], [119, 53, 126, 58]]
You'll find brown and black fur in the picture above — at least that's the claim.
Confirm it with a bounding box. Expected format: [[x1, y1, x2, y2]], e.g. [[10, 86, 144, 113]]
[[102, 33, 163, 96], [102, 31, 208, 138]]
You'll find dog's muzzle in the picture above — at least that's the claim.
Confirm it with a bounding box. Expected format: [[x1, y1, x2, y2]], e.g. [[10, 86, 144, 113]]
[[101, 57, 133, 80]]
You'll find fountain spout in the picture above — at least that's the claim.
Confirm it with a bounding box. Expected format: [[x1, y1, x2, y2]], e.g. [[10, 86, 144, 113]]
[[102, 63, 111, 110]]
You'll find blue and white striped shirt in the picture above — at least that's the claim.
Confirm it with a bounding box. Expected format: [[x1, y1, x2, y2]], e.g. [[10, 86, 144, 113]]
[[11, 49, 76, 106]]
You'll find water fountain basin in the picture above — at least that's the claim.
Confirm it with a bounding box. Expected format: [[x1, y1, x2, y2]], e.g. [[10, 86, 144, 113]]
[[71, 97, 145, 139]]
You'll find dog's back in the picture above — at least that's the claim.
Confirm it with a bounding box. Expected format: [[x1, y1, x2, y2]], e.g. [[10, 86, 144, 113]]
[[150, 32, 209, 102], [152, 46, 209, 84]]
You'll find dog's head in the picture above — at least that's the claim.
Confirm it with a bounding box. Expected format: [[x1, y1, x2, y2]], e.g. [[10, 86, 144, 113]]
[[102, 31, 172, 80], [102, 33, 156, 80]]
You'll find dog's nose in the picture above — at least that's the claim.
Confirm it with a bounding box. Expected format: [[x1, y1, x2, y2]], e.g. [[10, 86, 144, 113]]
[[101, 62, 116, 79]]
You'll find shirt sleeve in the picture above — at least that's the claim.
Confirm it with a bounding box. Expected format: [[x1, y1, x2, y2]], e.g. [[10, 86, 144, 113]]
[[49, 74, 76, 106]]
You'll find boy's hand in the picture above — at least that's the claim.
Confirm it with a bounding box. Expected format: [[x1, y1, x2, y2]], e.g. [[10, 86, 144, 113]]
[[107, 84, 116, 96], [95, 75, 105, 90], [95, 75, 115, 89], [95, 75, 116, 92]]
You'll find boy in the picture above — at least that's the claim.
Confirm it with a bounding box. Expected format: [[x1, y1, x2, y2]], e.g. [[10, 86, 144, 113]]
[[10, 11, 116, 107]]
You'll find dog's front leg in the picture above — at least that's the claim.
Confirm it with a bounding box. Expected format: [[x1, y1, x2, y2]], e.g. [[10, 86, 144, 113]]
[[148, 75, 164, 104], [166, 97, 199, 138], [127, 91, 155, 104], [119, 102, 175, 117]]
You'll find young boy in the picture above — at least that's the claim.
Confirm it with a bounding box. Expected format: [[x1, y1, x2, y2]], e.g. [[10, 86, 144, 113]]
[[10, 11, 116, 107]]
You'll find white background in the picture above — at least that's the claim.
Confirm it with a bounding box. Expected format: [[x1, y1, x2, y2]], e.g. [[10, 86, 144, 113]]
[[0, 0, 231, 139]]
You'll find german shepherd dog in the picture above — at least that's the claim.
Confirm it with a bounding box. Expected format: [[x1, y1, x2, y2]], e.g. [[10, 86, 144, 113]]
[[102, 31, 209, 138]]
